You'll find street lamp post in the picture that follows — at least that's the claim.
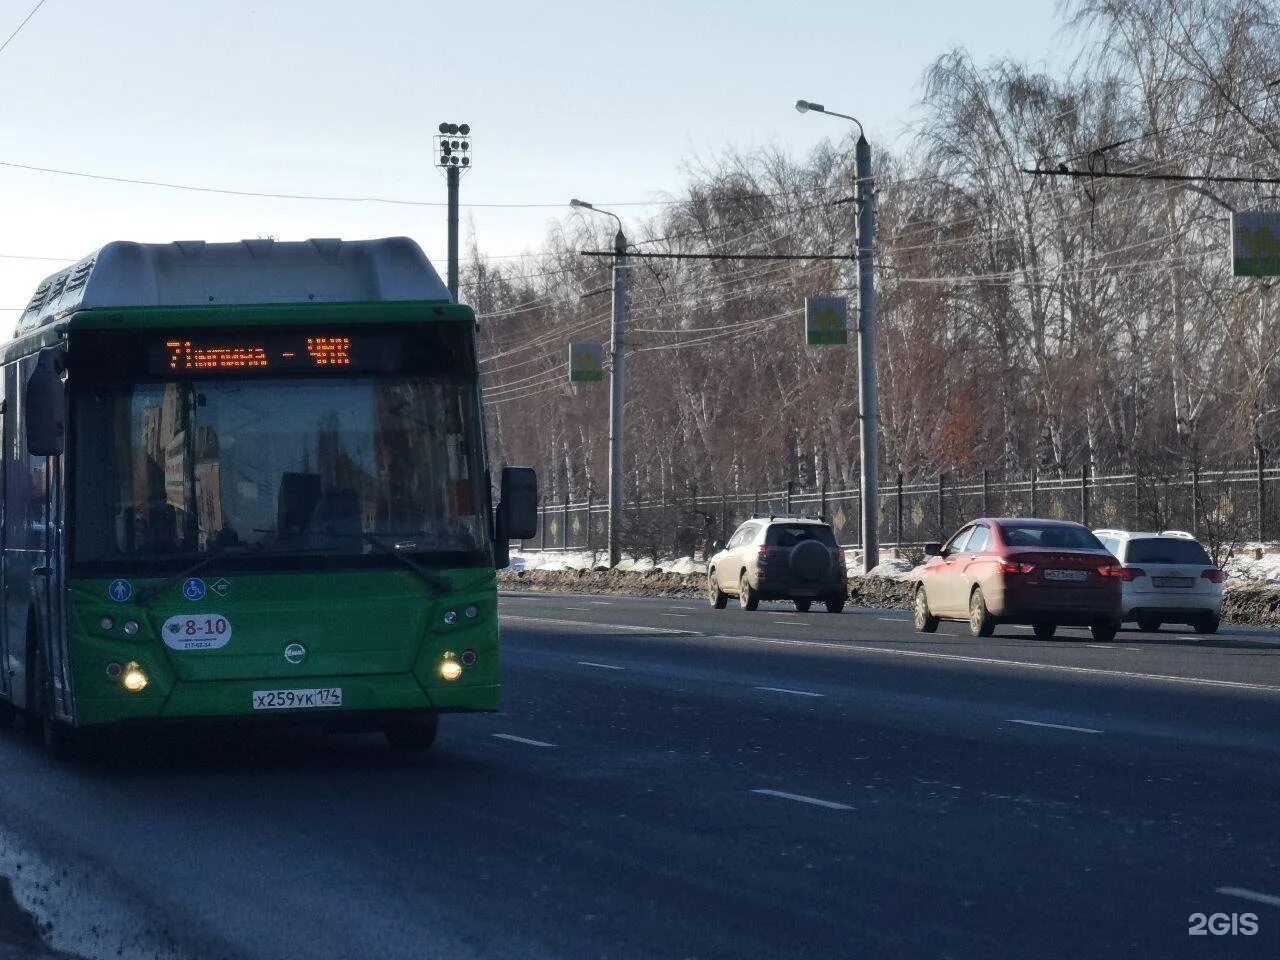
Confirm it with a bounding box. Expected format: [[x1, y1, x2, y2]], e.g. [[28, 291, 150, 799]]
[[795, 99, 879, 572], [570, 199, 630, 568]]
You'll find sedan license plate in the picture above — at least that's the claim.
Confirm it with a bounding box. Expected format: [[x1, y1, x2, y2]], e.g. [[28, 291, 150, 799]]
[[252, 687, 343, 711], [1044, 569, 1088, 582], [1152, 576, 1194, 589]]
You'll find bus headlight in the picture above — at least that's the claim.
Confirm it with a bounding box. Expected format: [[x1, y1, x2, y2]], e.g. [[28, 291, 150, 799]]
[[442, 610, 458, 626], [122, 662, 148, 693], [99, 616, 115, 632], [440, 660, 463, 682], [464, 605, 479, 620], [122, 620, 141, 637]]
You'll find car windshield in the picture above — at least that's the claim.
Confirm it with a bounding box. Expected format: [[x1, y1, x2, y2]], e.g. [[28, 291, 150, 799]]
[[999, 523, 1105, 550], [72, 376, 490, 566], [1126, 538, 1211, 565], [766, 524, 837, 547]]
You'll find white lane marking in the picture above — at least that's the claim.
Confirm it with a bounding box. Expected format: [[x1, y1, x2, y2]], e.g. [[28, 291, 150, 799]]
[[1086, 644, 1114, 649], [756, 686, 824, 698], [503, 615, 698, 635], [492, 733, 556, 748], [772, 619, 806, 625], [878, 617, 906, 623], [587, 601, 614, 605], [660, 613, 691, 618], [563, 605, 593, 610], [707, 634, 1280, 694], [1178, 636, 1202, 641], [751, 789, 851, 811], [1008, 719, 1103, 735], [577, 661, 625, 671], [1215, 886, 1280, 908]]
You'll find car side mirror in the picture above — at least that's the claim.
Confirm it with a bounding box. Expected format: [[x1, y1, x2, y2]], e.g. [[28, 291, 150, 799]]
[[495, 466, 538, 569], [25, 348, 66, 457], [923, 542, 942, 557], [712, 540, 724, 553]]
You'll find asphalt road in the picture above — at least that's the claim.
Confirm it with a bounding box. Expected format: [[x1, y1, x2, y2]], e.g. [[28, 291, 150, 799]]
[[1, 593, 1279, 959]]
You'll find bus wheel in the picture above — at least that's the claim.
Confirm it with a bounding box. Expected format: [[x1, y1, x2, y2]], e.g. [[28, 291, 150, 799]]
[[385, 715, 439, 752]]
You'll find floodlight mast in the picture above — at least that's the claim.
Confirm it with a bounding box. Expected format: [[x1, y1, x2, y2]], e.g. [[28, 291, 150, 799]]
[[436, 121, 473, 300]]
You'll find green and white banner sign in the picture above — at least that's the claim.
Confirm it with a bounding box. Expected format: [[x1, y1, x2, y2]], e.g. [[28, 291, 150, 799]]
[[805, 297, 848, 346], [569, 343, 605, 382], [1232, 212, 1280, 277]]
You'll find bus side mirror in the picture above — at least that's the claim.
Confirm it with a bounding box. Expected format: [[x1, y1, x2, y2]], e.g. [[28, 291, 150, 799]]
[[25, 348, 65, 457], [495, 467, 537, 569]]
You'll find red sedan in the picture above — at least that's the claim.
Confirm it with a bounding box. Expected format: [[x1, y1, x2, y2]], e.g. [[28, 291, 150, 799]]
[[914, 518, 1124, 641]]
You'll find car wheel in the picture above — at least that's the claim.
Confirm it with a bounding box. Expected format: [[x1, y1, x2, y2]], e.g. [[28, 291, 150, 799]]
[[794, 599, 812, 613], [825, 598, 845, 614], [385, 715, 440, 752], [968, 589, 995, 638], [1032, 623, 1057, 640], [1192, 615, 1220, 636], [739, 574, 759, 611], [708, 573, 728, 609], [1136, 615, 1161, 632], [1090, 621, 1119, 643], [913, 587, 940, 633]]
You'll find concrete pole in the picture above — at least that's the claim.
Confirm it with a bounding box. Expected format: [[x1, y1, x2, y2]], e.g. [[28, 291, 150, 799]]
[[446, 164, 460, 300], [856, 134, 879, 572], [607, 228, 630, 567]]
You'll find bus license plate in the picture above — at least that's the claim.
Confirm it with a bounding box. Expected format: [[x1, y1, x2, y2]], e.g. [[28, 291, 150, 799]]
[[252, 687, 343, 710]]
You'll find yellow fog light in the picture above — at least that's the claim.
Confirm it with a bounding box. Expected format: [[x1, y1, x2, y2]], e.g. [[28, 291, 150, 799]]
[[122, 662, 148, 693], [440, 659, 463, 682]]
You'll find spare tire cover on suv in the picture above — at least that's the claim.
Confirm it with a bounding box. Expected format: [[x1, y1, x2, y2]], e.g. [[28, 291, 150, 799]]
[[790, 539, 832, 581]]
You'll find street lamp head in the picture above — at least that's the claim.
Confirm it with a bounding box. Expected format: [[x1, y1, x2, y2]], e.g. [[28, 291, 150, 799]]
[[796, 99, 825, 114], [569, 198, 593, 210]]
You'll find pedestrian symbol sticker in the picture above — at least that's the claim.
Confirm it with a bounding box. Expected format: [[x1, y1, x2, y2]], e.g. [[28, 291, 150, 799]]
[[183, 578, 207, 601], [108, 579, 133, 603]]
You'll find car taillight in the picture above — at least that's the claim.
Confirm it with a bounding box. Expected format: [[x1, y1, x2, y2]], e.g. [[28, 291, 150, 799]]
[[1201, 568, 1224, 584], [837, 549, 846, 565], [757, 546, 771, 560], [1100, 565, 1142, 581], [998, 559, 1035, 575]]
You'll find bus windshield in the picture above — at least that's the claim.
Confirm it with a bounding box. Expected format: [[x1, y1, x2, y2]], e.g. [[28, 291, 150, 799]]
[[73, 376, 490, 567]]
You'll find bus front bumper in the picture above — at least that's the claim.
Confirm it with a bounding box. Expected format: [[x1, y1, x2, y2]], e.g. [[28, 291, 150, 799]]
[[74, 674, 499, 727]]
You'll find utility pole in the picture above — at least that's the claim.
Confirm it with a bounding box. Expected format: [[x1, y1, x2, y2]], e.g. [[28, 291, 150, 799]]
[[570, 199, 629, 567], [435, 122, 472, 301], [855, 132, 879, 571], [796, 99, 879, 571], [608, 226, 630, 567]]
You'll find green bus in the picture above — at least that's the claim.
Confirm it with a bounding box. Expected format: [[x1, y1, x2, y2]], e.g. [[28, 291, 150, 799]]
[[2, 237, 536, 756]]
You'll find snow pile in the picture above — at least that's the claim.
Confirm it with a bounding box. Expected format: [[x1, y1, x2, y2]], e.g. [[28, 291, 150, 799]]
[[862, 558, 920, 581], [1221, 545, 1280, 585], [510, 550, 705, 575]]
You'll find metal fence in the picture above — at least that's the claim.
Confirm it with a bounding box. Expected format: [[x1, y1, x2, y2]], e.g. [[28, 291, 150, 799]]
[[522, 463, 1280, 562]]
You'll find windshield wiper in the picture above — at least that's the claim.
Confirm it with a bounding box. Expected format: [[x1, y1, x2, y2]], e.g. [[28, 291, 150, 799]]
[[359, 532, 453, 597], [134, 547, 232, 607]]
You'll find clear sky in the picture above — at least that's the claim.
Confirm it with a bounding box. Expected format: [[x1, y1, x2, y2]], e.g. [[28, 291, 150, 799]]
[[0, 0, 1068, 316]]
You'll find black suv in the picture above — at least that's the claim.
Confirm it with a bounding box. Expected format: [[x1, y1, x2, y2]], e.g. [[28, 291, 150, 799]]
[[707, 516, 847, 612]]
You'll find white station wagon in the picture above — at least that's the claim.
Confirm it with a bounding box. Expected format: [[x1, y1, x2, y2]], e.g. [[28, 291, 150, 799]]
[[1093, 529, 1224, 634]]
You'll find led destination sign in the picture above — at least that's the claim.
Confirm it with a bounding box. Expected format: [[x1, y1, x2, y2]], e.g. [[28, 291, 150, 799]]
[[73, 325, 476, 383], [157, 335, 353, 373]]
